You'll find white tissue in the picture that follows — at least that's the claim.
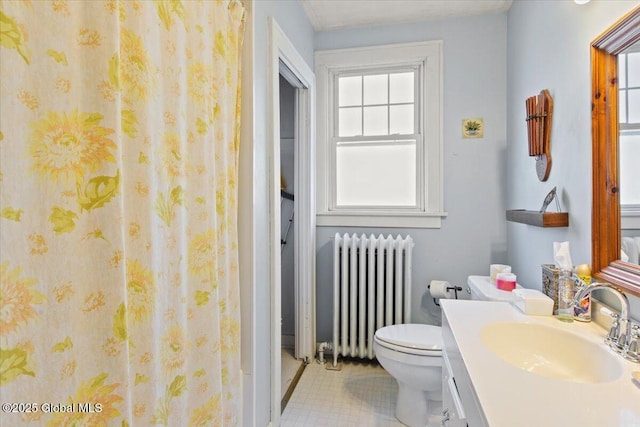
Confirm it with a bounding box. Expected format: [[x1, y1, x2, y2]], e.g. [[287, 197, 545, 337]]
[[553, 241, 573, 272], [490, 264, 511, 284]]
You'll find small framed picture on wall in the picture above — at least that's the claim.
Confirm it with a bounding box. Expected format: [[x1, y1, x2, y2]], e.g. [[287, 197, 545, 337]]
[[462, 118, 484, 139]]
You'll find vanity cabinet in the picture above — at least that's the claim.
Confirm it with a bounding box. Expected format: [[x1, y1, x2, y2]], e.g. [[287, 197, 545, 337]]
[[441, 351, 467, 427], [440, 299, 640, 426], [441, 308, 488, 427]]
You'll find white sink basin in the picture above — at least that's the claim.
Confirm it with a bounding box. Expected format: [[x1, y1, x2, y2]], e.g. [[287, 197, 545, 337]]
[[480, 321, 622, 383]]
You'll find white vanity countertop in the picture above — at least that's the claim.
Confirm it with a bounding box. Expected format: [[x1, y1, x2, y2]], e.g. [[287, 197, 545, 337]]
[[441, 299, 640, 427]]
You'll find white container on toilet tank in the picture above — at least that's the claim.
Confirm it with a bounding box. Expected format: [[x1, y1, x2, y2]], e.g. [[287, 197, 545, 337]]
[[467, 275, 522, 302]]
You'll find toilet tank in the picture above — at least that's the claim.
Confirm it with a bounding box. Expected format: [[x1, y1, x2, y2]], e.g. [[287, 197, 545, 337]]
[[467, 275, 522, 302]]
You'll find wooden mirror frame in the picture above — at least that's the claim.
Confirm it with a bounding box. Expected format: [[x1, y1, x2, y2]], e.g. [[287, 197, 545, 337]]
[[591, 5, 640, 297]]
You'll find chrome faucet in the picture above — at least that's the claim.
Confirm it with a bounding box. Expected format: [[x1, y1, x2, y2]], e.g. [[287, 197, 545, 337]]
[[572, 282, 638, 362]]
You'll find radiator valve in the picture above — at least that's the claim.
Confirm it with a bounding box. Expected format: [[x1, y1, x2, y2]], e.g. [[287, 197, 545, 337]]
[[316, 342, 332, 365]]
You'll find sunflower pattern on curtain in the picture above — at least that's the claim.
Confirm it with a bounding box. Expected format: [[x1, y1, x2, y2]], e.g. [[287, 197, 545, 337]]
[[0, 0, 244, 425]]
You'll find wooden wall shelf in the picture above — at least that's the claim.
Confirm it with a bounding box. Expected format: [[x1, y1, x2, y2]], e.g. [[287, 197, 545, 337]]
[[506, 210, 569, 227]]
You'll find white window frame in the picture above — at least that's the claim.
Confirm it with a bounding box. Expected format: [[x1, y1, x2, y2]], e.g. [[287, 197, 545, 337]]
[[316, 41, 446, 228], [619, 48, 640, 229]]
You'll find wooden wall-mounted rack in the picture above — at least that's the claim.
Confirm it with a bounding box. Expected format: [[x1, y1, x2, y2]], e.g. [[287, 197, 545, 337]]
[[506, 210, 568, 228], [525, 89, 553, 181]]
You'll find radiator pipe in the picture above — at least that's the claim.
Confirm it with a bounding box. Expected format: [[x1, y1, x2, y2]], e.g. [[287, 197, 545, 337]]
[[316, 342, 332, 365]]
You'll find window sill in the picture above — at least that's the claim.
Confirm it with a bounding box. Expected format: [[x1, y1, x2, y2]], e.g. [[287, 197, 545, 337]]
[[316, 211, 448, 228]]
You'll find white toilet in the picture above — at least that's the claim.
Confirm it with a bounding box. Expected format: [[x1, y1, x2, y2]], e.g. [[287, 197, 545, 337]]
[[373, 275, 520, 427]]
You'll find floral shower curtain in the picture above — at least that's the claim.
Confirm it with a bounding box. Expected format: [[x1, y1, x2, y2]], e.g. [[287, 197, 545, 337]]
[[0, 0, 244, 425]]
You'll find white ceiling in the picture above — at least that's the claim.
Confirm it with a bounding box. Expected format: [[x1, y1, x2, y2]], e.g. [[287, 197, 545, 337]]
[[300, 0, 513, 32]]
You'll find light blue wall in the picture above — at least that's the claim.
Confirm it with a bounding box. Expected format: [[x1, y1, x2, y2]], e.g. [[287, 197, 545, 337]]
[[506, 0, 640, 317], [250, 1, 314, 424], [315, 13, 508, 341]]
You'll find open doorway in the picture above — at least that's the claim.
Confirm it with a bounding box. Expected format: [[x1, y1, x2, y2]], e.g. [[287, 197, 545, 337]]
[[278, 72, 303, 409], [268, 18, 316, 425]]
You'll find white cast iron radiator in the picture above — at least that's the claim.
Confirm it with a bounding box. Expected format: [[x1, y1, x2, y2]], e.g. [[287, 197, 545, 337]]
[[332, 233, 414, 366]]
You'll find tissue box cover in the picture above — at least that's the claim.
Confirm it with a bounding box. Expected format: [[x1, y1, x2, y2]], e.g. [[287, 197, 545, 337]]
[[541, 264, 560, 312], [511, 289, 554, 316]]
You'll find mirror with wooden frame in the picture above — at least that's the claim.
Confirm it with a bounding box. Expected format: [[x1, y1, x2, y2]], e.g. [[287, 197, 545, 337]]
[[591, 5, 640, 296]]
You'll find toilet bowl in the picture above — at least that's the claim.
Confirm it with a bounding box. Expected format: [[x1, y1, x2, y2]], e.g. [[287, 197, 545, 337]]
[[374, 324, 443, 427], [375, 275, 521, 427]]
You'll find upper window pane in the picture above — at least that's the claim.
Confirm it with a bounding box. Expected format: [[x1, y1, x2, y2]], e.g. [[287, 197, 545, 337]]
[[628, 52, 640, 88], [390, 105, 414, 134], [363, 106, 388, 136], [390, 72, 414, 104], [339, 76, 362, 107], [337, 69, 417, 137], [363, 74, 388, 105], [628, 89, 640, 123], [339, 107, 362, 137]]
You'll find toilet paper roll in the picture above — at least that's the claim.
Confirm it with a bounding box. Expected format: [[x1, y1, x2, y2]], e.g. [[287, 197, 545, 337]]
[[429, 280, 452, 299]]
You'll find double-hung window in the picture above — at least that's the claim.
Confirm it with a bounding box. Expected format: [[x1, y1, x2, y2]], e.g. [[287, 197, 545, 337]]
[[316, 41, 445, 228], [619, 48, 640, 228]]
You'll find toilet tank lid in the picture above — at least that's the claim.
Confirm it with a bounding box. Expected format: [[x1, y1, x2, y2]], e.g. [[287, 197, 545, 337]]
[[467, 275, 522, 302], [375, 324, 442, 351]]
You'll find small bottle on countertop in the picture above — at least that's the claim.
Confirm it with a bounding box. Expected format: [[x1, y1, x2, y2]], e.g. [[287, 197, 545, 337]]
[[573, 264, 592, 322], [557, 269, 575, 317]]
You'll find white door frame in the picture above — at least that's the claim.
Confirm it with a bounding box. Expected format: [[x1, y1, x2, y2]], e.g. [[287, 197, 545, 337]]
[[268, 17, 316, 425]]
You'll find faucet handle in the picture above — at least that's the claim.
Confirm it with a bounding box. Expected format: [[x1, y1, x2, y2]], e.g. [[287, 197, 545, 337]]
[[605, 312, 621, 345], [616, 317, 629, 351], [625, 324, 640, 362], [600, 306, 618, 318], [628, 325, 639, 351]]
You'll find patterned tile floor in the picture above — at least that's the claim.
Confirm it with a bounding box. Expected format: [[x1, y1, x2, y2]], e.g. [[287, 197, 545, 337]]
[[281, 358, 406, 427]]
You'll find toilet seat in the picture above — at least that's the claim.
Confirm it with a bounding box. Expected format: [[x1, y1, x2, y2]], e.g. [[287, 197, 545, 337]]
[[375, 324, 442, 356]]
